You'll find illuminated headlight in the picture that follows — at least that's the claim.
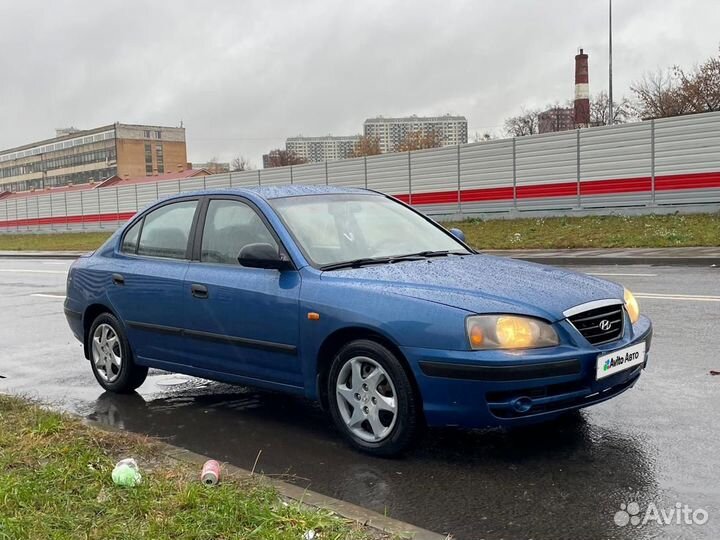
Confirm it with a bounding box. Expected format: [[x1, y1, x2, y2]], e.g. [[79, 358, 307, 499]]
[[466, 315, 559, 350], [624, 288, 640, 324]]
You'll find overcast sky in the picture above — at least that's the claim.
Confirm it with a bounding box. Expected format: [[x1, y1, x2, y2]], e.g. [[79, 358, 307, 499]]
[[1, 0, 718, 166]]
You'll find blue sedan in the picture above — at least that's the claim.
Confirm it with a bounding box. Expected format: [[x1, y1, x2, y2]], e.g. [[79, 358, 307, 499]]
[[64, 186, 652, 455]]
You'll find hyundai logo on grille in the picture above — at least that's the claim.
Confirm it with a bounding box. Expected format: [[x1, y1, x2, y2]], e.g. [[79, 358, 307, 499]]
[[599, 319, 612, 331]]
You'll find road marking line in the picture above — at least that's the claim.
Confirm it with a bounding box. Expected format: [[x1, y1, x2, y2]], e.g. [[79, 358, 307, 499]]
[[30, 293, 66, 299], [41, 262, 70, 265], [0, 269, 67, 274], [636, 293, 720, 302], [588, 272, 657, 277]]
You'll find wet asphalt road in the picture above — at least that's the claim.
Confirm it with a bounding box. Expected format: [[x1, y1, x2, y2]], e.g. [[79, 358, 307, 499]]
[[1, 258, 719, 540]]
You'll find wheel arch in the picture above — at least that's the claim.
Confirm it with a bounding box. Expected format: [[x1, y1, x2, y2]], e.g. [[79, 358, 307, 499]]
[[82, 303, 118, 359], [315, 326, 423, 415]]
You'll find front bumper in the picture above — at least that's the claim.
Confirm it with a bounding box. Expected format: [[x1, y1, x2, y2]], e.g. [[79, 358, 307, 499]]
[[401, 315, 652, 428]]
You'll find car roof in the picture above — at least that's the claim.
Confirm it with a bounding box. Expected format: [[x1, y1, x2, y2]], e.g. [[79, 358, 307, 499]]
[[169, 184, 374, 201]]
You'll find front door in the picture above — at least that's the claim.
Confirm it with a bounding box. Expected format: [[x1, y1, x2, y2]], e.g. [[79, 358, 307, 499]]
[[182, 198, 302, 388]]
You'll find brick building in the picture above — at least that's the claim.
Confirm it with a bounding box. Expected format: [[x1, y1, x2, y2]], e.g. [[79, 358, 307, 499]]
[[0, 123, 187, 192]]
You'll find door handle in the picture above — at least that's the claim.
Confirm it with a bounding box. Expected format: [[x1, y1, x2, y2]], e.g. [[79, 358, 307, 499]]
[[112, 273, 125, 286], [191, 283, 208, 299]]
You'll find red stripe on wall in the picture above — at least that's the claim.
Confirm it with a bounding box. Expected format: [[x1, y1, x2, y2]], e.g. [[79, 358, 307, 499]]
[[1, 171, 719, 229], [0, 212, 136, 230], [406, 171, 720, 206]]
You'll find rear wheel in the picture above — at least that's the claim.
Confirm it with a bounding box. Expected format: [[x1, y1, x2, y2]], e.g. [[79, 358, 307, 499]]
[[327, 339, 420, 456], [88, 313, 147, 393]]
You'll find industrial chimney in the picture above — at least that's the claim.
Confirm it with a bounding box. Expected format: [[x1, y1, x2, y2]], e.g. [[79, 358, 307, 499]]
[[574, 48, 590, 127]]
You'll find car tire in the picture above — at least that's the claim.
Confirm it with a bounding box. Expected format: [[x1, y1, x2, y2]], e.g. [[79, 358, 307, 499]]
[[87, 313, 148, 393], [327, 339, 420, 457]]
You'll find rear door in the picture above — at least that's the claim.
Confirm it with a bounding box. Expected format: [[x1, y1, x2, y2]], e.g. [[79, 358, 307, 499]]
[[107, 197, 200, 367], [182, 197, 302, 388]]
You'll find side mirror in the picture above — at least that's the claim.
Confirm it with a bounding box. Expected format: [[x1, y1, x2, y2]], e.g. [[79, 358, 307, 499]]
[[238, 243, 292, 270], [449, 228, 466, 242]]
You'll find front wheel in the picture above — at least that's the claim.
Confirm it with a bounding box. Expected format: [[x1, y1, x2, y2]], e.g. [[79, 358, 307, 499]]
[[88, 313, 148, 393], [327, 339, 420, 456]]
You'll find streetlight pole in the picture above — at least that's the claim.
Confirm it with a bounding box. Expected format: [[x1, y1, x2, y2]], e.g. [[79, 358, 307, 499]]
[[608, 0, 614, 125]]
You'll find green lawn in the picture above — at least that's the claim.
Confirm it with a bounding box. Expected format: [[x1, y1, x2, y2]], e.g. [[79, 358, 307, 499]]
[[0, 213, 718, 252], [0, 395, 379, 540], [443, 213, 720, 250], [0, 231, 112, 252]]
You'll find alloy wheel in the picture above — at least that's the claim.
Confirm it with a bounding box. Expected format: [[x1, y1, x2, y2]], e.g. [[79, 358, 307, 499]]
[[335, 356, 398, 443], [91, 323, 123, 383]]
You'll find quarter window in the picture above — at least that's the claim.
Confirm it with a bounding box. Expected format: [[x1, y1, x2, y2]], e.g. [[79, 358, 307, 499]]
[[121, 219, 142, 254], [200, 199, 278, 265], [136, 200, 198, 259]]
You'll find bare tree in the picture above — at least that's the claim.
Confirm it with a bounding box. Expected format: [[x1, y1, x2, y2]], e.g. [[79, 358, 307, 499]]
[[471, 131, 495, 143], [675, 47, 720, 113], [264, 149, 307, 168], [231, 155, 253, 172], [631, 69, 690, 119], [590, 91, 635, 125], [350, 135, 382, 157], [503, 107, 540, 137], [395, 129, 442, 152]]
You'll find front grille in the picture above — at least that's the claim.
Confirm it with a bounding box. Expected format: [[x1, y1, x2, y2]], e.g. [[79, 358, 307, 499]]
[[568, 303, 624, 345]]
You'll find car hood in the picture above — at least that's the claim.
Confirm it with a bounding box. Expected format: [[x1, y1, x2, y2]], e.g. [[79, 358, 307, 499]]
[[321, 254, 623, 322]]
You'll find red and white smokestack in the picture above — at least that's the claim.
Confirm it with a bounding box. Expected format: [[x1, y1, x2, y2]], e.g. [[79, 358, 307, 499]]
[[574, 48, 590, 127]]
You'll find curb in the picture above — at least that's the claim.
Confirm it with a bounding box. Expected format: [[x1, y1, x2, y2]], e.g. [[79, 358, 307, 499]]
[[507, 256, 719, 267], [0, 251, 86, 259], [83, 417, 447, 540], [0, 250, 716, 267]]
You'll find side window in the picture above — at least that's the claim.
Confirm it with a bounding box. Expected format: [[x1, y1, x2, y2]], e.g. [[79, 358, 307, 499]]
[[136, 200, 198, 259], [201, 199, 278, 265], [121, 219, 142, 254]]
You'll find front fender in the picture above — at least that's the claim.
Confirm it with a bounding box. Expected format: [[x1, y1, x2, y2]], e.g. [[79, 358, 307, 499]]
[[298, 269, 470, 398]]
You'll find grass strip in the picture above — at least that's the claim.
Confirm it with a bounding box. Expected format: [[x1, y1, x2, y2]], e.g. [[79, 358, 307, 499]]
[[0, 213, 718, 252], [0, 395, 381, 540]]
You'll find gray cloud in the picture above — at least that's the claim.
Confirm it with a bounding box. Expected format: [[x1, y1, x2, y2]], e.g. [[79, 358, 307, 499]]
[[1, 0, 718, 165]]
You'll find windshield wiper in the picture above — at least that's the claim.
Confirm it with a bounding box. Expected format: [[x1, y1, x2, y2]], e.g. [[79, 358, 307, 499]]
[[398, 250, 467, 258], [319, 257, 395, 271], [319, 250, 468, 271], [320, 254, 428, 271]]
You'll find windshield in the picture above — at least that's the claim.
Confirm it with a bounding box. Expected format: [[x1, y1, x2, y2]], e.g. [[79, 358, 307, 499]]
[[270, 194, 469, 267]]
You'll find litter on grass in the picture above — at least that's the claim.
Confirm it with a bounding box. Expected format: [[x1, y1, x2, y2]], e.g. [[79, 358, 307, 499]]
[[201, 459, 221, 486], [111, 458, 142, 487]]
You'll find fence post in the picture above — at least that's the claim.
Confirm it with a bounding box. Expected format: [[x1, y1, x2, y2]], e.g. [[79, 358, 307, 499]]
[[134, 185, 139, 211], [364, 157, 368, 189], [457, 144, 462, 215], [64, 192, 69, 230], [257, 170, 261, 187], [576, 129, 581, 209], [290, 166, 294, 184], [25, 197, 30, 231], [512, 138, 517, 211], [98, 188, 102, 229], [15, 199, 19, 233], [325, 161, 329, 185], [229, 172, 233, 187], [115, 187, 120, 226], [650, 119, 656, 205], [49, 194, 54, 232], [407, 151, 412, 205], [80, 191, 85, 230]]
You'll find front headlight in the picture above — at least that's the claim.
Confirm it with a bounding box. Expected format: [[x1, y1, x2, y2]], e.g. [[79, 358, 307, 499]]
[[466, 315, 559, 350], [624, 288, 640, 324]]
